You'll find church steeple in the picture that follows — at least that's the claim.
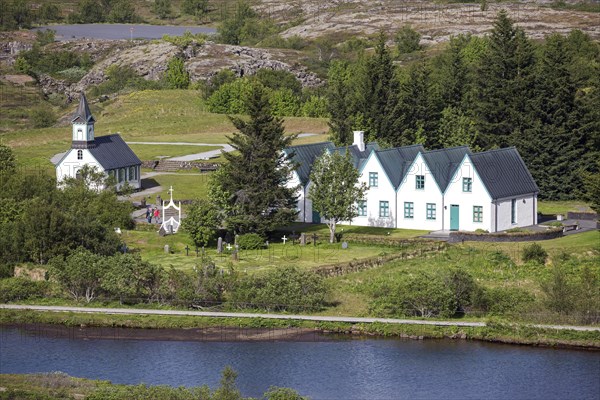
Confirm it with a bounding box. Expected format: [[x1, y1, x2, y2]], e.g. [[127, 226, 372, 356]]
[[71, 93, 96, 149]]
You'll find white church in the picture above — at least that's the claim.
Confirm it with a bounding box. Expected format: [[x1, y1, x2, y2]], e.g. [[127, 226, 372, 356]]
[[284, 131, 539, 233], [54, 93, 142, 191]]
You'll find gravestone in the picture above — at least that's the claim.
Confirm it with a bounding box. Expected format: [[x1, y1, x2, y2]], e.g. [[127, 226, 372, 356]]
[[217, 237, 223, 253], [164, 244, 169, 254], [312, 233, 318, 246], [290, 232, 299, 245], [234, 235, 239, 245], [342, 241, 348, 250], [300, 233, 306, 246], [232, 250, 238, 261]]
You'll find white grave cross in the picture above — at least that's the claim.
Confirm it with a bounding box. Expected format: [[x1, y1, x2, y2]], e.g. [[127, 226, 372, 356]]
[[282, 235, 287, 245], [226, 243, 233, 251]]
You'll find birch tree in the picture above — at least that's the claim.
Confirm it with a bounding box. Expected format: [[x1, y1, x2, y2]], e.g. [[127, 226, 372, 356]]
[[309, 151, 367, 243]]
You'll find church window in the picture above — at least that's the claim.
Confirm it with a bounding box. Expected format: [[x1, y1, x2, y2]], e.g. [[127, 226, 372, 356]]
[[77, 150, 83, 160], [118, 168, 125, 183], [129, 166, 136, 180]]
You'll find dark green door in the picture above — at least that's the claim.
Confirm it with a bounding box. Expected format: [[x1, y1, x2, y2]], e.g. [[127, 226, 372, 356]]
[[450, 205, 459, 231], [312, 210, 321, 223]]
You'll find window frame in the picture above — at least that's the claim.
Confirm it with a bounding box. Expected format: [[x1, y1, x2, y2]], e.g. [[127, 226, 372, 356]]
[[358, 201, 367, 217], [77, 150, 83, 160], [473, 205, 483, 223], [369, 172, 379, 188], [416, 175, 425, 190], [463, 177, 472, 192], [511, 199, 517, 224], [379, 200, 389, 218], [426, 203, 436, 220], [404, 202, 414, 219]]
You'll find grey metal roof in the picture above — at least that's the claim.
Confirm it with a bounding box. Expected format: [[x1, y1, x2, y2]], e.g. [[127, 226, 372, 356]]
[[470, 147, 539, 199], [422, 146, 471, 192], [89, 134, 141, 170], [376, 144, 425, 189], [284, 142, 335, 185], [71, 93, 95, 124], [331, 142, 380, 169]]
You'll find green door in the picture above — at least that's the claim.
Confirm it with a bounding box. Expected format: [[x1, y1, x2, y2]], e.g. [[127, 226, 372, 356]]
[[450, 205, 459, 231], [312, 210, 321, 224]]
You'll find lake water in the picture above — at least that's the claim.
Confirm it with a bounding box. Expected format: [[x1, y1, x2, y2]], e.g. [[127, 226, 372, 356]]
[[34, 24, 216, 41], [1, 326, 599, 399]]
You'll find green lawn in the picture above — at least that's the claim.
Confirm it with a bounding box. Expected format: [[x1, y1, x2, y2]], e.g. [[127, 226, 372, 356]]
[[3, 90, 329, 170], [538, 200, 592, 215], [127, 144, 222, 161], [279, 223, 429, 239], [461, 230, 600, 263], [129, 172, 212, 201], [123, 229, 398, 273]]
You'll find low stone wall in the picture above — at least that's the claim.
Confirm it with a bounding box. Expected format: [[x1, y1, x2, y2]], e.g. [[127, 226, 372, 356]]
[[448, 228, 563, 243], [567, 211, 598, 221], [141, 160, 219, 171], [314, 242, 446, 277]]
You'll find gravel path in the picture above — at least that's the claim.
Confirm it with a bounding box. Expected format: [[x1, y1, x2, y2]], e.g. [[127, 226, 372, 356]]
[[2, 304, 599, 332]]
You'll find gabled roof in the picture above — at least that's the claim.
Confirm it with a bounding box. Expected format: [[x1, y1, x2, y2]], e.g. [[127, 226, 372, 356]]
[[376, 144, 425, 189], [470, 147, 538, 199], [284, 141, 335, 185], [331, 142, 380, 169], [88, 134, 141, 170], [421, 146, 471, 192], [71, 93, 95, 124]]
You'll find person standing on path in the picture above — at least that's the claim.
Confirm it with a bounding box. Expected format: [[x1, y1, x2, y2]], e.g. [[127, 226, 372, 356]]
[[146, 206, 152, 223], [154, 207, 161, 224]]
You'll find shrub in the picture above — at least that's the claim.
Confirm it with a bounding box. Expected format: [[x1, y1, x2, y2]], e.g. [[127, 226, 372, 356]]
[[30, 107, 56, 128], [0, 277, 50, 302], [206, 78, 254, 114], [301, 95, 329, 118], [471, 286, 534, 314], [269, 88, 300, 116], [164, 57, 190, 89], [57, 66, 88, 83], [522, 242, 548, 264], [237, 233, 264, 250], [395, 25, 421, 54], [162, 31, 207, 47], [231, 266, 329, 312]]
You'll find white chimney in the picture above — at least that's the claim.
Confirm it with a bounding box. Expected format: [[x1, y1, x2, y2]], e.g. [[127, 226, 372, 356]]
[[353, 130, 365, 152]]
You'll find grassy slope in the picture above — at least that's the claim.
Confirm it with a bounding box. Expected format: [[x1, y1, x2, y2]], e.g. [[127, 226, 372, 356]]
[[2, 90, 329, 171], [537, 200, 593, 215], [127, 144, 221, 160]]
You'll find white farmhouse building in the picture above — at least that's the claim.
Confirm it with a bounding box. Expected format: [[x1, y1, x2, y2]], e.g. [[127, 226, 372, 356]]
[[284, 131, 538, 233], [54, 93, 142, 191]]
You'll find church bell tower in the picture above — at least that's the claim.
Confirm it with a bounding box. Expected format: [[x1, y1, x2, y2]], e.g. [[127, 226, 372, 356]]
[[71, 92, 96, 149]]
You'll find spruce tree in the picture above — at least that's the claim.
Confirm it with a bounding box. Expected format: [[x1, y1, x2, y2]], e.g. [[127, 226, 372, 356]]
[[395, 62, 438, 147], [216, 84, 298, 235], [326, 61, 355, 146], [474, 10, 536, 148], [355, 32, 400, 143], [520, 33, 580, 199]]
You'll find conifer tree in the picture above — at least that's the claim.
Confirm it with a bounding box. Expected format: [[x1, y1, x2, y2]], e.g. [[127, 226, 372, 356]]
[[520, 34, 580, 199], [355, 32, 399, 143], [326, 60, 355, 146], [215, 84, 298, 235], [474, 10, 536, 147]]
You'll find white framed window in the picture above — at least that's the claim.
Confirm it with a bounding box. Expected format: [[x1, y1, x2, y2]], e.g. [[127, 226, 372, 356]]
[[77, 150, 83, 160], [416, 175, 425, 189], [358, 201, 367, 216], [426, 203, 436, 220], [473, 206, 483, 222], [463, 177, 472, 192], [404, 202, 414, 218], [379, 201, 389, 218], [369, 172, 378, 187]]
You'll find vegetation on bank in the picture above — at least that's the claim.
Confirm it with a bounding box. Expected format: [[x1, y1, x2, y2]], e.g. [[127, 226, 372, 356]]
[[0, 368, 308, 400], [1, 309, 599, 349]]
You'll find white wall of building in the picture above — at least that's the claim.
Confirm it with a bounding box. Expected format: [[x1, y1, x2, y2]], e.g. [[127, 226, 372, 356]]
[[494, 194, 537, 232], [444, 156, 493, 232], [56, 149, 141, 191], [396, 153, 443, 231], [356, 152, 396, 228]]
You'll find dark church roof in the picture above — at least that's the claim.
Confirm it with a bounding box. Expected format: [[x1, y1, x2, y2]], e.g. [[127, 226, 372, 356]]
[[88, 134, 141, 170], [284, 141, 335, 186], [421, 146, 471, 192], [376, 144, 425, 189], [470, 147, 538, 199], [71, 93, 95, 124]]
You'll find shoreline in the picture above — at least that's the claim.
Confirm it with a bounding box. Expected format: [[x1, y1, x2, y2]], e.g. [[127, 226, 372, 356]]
[[2, 310, 599, 351]]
